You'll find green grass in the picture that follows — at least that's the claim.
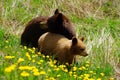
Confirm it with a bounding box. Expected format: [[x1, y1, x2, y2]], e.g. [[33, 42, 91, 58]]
[[0, 0, 120, 80]]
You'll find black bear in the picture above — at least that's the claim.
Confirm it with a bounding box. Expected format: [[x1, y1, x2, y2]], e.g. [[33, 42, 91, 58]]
[[21, 16, 48, 47], [21, 9, 76, 47], [47, 9, 76, 39]]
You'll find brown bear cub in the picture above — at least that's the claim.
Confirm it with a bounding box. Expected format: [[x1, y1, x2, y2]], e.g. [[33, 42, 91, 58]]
[[38, 32, 88, 64], [47, 9, 76, 39], [21, 16, 48, 47]]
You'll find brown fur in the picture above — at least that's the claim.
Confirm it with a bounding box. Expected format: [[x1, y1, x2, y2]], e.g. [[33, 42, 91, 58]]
[[47, 9, 76, 39], [21, 16, 48, 47], [38, 32, 88, 64]]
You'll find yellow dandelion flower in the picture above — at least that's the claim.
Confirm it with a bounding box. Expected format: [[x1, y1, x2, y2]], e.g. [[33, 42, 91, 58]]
[[54, 67, 60, 71], [46, 55, 49, 58], [89, 78, 95, 80], [82, 66, 87, 70], [4, 56, 15, 59], [33, 68, 39, 72], [69, 71, 73, 76], [63, 69, 68, 72], [97, 78, 101, 80], [48, 69, 51, 72], [100, 73, 104, 76], [32, 59, 35, 63], [5, 64, 16, 73], [39, 71, 46, 75], [109, 78, 114, 80], [33, 71, 40, 76], [85, 64, 89, 67], [49, 77, 56, 80], [78, 67, 82, 70], [21, 71, 30, 77], [84, 74, 90, 79], [19, 66, 34, 70], [17, 58, 24, 63], [73, 66, 77, 71], [37, 52, 41, 55], [57, 74, 61, 77], [25, 52, 31, 60], [89, 71, 94, 74], [24, 46, 27, 49], [73, 74, 77, 78]]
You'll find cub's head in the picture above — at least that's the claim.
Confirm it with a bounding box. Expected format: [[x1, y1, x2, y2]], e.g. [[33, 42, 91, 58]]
[[71, 37, 88, 57], [47, 9, 76, 39]]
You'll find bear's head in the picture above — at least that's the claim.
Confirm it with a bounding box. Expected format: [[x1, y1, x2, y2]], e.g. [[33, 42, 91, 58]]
[[71, 37, 88, 57], [47, 9, 76, 39]]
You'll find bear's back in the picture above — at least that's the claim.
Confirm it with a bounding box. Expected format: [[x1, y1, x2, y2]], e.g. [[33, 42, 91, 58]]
[[38, 32, 70, 55]]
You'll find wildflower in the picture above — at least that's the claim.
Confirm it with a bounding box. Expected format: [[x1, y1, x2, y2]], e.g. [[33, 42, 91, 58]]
[[73, 66, 77, 71], [25, 52, 31, 60], [33, 71, 40, 76], [39, 71, 46, 75], [5, 64, 16, 73], [83, 74, 90, 79], [37, 52, 41, 55], [17, 58, 24, 63], [4, 56, 15, 59], [89, 71, 94, 74], [21, 71, 30, 77], [63, 69, 68, 72], [57, 74, 61, 77], [46, 55, 49, 58], [54, 67, 60, 71], [19, 66, 35, 70], [97, 78, 101, 80], [109, 78, 114, 80], [49, 77, 56, 80], [73, 74, 77, 78], [32, 59, 35, 63], [69, 71, 73, 76], [100, 73, 104, 76], [24, 46, 27, 49]]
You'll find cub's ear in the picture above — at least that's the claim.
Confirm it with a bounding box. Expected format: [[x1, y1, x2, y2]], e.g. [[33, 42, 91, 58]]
[[54, 9, 59, 14], [79, 37, 84, 41], [56, 13, 63, 23], [72, 37, 78, 45]]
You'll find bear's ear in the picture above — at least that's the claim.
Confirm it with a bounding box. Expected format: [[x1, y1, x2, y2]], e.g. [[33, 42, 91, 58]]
[[72, 37, 78, 45], [79, 37, 84, 41], [54, 9, 59, 14], [56, 13, 63, 23]]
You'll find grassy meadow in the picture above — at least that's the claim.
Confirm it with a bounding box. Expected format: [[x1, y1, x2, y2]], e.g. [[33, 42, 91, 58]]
[[0, 0, 120, 80]]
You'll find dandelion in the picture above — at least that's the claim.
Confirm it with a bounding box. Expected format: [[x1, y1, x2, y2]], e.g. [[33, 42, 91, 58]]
[[17, 58, 24, 63], [4, 56, 15, 59], [63, 69, 68, 72], [57, 74, 61, 77], [100, 73, 104, 77], [21, 71, 30, 77], [39, 71, 46, 75], [25, 52, 31, 60], [109, 78, 114, 80], [37, 52, 41, 55], [97, 78, 101, 80], [54, 67, 60, 71], [5, 64, 16, 73], [33, 71, 40, 76], [89, 71, 94, 74], [73, 74, 77, 78], [46, 55, 50, 58], [19, 66, 35, 70], [49, 77, 56, 80], [24, 46, 27, 49], [69, 71, 73, 76], [73, 66, 77, 71], [32, 59, 35, 63]]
